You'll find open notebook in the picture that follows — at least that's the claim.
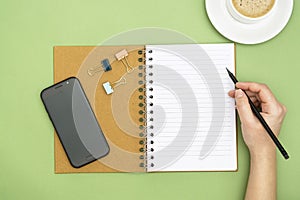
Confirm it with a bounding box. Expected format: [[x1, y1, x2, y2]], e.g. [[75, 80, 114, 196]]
[[53, 43, 236, 173], [144, 44, 236, 171]]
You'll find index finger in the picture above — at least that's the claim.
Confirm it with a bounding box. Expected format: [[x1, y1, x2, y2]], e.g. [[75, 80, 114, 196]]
[[235, 82, 277, 104], [235, 82, 281, 114]]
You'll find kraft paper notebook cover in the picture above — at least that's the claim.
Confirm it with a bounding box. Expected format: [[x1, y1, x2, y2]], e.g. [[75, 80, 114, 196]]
[[53, 44, 237, 173]]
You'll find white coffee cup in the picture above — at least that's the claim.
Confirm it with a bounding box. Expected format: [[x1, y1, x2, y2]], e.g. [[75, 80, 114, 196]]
[[226, 0, 277, 24]]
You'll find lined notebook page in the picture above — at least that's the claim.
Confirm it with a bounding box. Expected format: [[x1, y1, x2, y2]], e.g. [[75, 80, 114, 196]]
[[145, 44, 236, 172]]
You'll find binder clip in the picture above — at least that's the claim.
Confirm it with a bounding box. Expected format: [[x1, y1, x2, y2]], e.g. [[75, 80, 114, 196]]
[[88, 58, 112, 76], [115, 49, 134, 73], [102, 76, 126, 95], [102, 82, 114, 95]]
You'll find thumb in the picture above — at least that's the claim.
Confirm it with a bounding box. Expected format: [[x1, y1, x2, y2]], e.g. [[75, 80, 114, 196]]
[[235, 89, 255, 125]]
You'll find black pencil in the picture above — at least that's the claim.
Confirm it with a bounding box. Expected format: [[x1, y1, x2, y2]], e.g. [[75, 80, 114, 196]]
[[226, 68, 289, 160]]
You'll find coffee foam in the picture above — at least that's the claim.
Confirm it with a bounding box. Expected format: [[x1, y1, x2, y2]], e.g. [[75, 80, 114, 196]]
[[232, 0, 275, 18]]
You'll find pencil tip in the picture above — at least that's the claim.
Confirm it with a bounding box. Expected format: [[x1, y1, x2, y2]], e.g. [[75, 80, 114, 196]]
[[226, 67, 230, 74]]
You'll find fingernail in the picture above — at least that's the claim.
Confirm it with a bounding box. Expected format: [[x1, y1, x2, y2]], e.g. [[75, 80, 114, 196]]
[[228, 90, 234, 97], [235, 89, 243, 99]]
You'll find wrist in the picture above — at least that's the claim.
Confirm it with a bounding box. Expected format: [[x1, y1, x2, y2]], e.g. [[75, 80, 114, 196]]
[[249, 147, 276, 162]]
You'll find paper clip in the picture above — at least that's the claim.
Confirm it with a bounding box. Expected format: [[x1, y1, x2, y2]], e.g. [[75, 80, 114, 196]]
[[115, 49, 134, 73], [88, 58, 112, 76]]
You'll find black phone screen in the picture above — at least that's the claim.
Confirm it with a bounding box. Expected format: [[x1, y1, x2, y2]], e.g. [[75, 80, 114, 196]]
[[41, 77, 109, 168]]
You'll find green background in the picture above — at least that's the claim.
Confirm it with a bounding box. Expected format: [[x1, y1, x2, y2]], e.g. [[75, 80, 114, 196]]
[[0, 0, 299, 199]]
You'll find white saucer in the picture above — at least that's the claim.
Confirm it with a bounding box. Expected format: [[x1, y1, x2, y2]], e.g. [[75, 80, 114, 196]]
[[205, 0, 294, 44]]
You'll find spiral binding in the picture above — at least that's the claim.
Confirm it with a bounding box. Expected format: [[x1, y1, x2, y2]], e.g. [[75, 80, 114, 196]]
[[137, 48, 156, 170], [137, 49, 146, 169]]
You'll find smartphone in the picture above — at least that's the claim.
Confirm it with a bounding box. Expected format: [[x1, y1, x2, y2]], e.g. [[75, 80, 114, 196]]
[[41, 77, 109, 168]]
